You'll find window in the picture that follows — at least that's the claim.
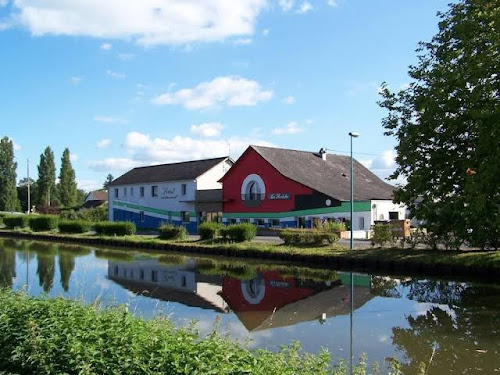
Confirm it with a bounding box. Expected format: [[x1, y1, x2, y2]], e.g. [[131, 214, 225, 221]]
[[181, 211, 190, 223], [271, 219, 280, 227], [114, 188, 118, 198], [123, 187, 127, 196], [241, 218, 250, 223], [140, 211, 145, 223], [130, 187, 134, 196], [181, 183, 187, 196], [359, 217, 365, 230], [139, 269, 144, 280], [256, 219, 265, 226], [140, 186, 145, 197], [113, 210, 119, 221], [389, 211, 399, 220], [151, 270, 158, 282], [151, 185, 158, 197], [230, 219, 237, 224], [114, 266, 118, 276], [181, 275, 187, 287]]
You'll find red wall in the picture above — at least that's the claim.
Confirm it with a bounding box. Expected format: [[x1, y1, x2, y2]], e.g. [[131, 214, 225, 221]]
[[222, 148, 312, 213]]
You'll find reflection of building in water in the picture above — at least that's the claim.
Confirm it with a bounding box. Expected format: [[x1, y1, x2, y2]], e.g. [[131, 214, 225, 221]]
[[221, 270, 373, 331], [107, 259, 228, 312]]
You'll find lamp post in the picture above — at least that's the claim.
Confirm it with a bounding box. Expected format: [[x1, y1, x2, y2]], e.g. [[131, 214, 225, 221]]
[[348, 132, 359, 250]]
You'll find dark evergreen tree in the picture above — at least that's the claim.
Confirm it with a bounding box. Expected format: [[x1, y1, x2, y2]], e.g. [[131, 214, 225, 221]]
[[37, 146, 57, 207], [58, 148, 77, 207], [103, 174, 114, 189], [17, 177, 37, 213], [0, 137, 21, 212], [378, 0, 499, 249]]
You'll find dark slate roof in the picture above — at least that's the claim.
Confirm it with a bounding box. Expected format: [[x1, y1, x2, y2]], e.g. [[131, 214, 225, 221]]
[[109, 157, 229, 186], [251, 145, 394, 201]]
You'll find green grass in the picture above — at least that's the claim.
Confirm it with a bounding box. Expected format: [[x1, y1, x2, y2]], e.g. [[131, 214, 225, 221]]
[[0, 290, 395, 375]]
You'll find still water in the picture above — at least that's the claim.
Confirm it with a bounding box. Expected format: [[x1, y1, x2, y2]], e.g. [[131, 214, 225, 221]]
[[0, 238, 499, 374]]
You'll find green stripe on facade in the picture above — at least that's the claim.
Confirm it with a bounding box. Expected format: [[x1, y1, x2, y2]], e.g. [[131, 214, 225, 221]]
[[222, 201, 371, 219], [113, 201, 196, 217]]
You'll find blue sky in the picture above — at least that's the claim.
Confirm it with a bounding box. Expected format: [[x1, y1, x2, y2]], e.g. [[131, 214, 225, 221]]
[[0, 0, 449, 192]]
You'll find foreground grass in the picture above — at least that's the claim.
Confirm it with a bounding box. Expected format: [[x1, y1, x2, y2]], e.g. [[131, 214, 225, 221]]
[[0, 290, 400, 375], [1, 228, 499, 272]]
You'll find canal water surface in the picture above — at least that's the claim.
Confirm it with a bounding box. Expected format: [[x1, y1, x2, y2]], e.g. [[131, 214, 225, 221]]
[[0, 238, 498, 374]]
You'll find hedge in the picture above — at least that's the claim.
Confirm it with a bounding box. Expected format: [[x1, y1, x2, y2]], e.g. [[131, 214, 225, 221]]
[[58, 220, 92, 234], [198, 222, 223, 240], [220, 223, 257, 242], [0, 290, 350, 375], [94, 221, 136, 236], [372, 224, 393, 246], [28, 215, 59, 232], [158, 224, 187, 240], [279, 229, 339, 246], [2, 215, 30, 229]]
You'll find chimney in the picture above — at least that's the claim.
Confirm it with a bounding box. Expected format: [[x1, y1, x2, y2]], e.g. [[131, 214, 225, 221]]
[[319, 148, 327, 161]]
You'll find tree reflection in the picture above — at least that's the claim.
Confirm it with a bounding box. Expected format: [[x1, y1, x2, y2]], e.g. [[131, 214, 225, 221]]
[[36, 253, 55, 292], [0, 248, 16, 288], [392, 283, 500, 374], [58, 251, 75, 292]]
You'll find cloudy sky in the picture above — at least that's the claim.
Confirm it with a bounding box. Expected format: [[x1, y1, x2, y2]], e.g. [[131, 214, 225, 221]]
[[0, 0, 448, 191]]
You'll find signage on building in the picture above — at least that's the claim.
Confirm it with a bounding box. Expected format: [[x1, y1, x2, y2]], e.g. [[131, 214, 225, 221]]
[[268, 193, 291, 200], [161, 187, 178, 199]]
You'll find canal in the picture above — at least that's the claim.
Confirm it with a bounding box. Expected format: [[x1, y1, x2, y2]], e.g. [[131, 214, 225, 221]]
[[0, 238, 498, 374]]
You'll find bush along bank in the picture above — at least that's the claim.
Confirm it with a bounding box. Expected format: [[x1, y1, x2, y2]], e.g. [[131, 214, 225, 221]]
[[0, 229, 498, 281], [0, 290, 394, 375]]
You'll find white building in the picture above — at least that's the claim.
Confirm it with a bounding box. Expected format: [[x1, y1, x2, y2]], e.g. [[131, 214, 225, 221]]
[[108, 157, 233, 233]]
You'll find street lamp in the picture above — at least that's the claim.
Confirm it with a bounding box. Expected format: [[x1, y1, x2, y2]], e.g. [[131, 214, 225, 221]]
[[348, 132, 359, 250]]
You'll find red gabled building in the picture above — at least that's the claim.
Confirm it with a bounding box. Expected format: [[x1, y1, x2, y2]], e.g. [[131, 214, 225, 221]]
[[220, 145, 404, 232]]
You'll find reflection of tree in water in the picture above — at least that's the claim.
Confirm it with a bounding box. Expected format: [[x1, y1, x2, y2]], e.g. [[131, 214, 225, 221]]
[[58, 251, 75, 292], [0, 248, 16, 288], [370, 276, 401, 298], [392, 282, 500, 374], [37, 253, 55, 292]]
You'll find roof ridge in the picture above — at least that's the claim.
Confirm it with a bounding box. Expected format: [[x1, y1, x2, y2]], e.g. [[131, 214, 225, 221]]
[[131, 156, 228, 170]]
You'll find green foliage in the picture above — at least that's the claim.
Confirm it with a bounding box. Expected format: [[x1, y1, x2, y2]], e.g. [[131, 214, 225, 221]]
[[94, 221, 136, 236], [220, 223, 257, 242], [77, 204, 108, 223], [36, 146, 57, 208], [58, 220, 92, 234], [0, 290, 345, 375], [58, 148, 77, 207], [28, 215, 59, 232], [3, 215, 29, 229], [378, 0, 500, 249], [198, 221, 223, 240], [0, 137, 21, 212], [279, 229, 339, 246], [158, 224, 188, 240], [372, 224, 393, 247], [103, 173, 114, 189], [17, 178, 36, 214]]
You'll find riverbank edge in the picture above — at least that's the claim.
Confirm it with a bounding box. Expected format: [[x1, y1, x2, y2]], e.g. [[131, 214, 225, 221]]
[[0, 230, 498, 281]]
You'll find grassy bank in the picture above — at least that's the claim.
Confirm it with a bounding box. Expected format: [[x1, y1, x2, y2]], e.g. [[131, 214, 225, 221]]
[[0, 229, 498, 279], [0, 290, 400, 375]]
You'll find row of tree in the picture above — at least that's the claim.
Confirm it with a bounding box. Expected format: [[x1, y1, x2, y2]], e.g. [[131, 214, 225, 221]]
[[0, 136, 85, 212]]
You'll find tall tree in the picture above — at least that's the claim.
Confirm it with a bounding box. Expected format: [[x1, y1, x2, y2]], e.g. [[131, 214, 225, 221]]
[[37, 146, 57, 207], [0, 137, 21, 212], [378, 0, 499, 249], [58, 148, 77, 207], [17, 177, 37, 213], [103, 174, 114, 189]]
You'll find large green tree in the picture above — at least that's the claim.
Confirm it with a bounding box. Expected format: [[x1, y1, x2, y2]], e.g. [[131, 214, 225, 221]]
[[58, 148, 77, 207], [37, 146, 57, 207], [0, 137, 21, 212], [379, 0, 499, 249]]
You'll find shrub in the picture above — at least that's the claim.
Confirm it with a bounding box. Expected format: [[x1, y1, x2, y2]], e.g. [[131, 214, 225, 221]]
[[220, 223, 257, 242], [58, 220, 92, 234], [77, 204, 108, 223], [372, 224, 393, 246], [94, 221, 136, 236], [3, 215, 30, 229], [28, 215, 59, 232], [158, 224, 187, 240], [325, 221, 346, 233], [279, 229, 338, 246], [198, 222, 223, 240]]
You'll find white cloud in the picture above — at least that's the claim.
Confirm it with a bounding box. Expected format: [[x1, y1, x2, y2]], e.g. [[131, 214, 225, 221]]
[[100, 43, 112, 50], [96, 138, 111, 148], [327, 0, 338, 7], [69, 76, 83, 85], [0, 0, 9, 7], [262, 28, 269, 36], [93, 116, 128, 125], [70, 154, 78, 162], [6, 0, 267, 47], [106, 69, 125, 79], [88, 158, 143, 173], [233, 37, 252, 45], [152, 76, 273, 110], [305, 118, 313, 125], [12, 141, 21, 151], [279, 0, 294, 11], [118, 53, 135, 61], [272, 121, 304, 135], [282, 95, 295, 104], [371, 150, 397, 170], [297, 1, 313, 13], [77, 179, 102, 192], [190, 122, 224, 138]]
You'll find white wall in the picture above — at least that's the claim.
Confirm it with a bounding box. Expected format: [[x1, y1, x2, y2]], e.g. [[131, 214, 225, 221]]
[[196, 159, 232, 190], [370, 200, 407, 223]]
